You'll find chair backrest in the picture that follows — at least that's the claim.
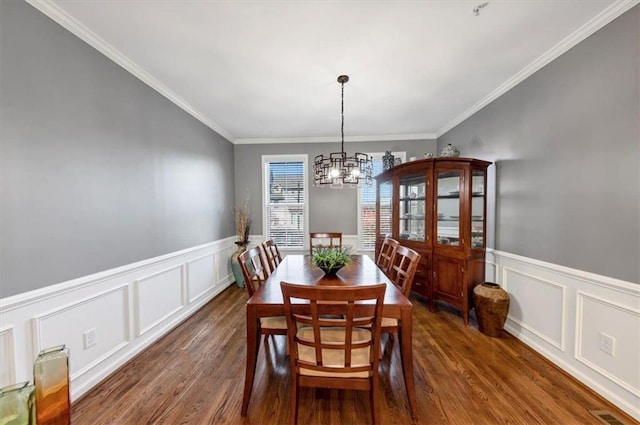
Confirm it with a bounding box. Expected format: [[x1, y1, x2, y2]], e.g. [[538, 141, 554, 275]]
[[376, 238, 399, 275], [261, 239, 282, 274], [388, 245, 421, 297], [309, 232, 342, 255], [280, 282, 386, 379], [238, 246, 269, 297]]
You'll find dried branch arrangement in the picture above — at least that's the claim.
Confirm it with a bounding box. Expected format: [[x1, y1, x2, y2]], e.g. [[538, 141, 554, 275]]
[[234, 199, 251, 245]]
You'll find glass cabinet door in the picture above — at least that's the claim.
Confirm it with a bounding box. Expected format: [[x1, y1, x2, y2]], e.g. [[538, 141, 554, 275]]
[[397, 174, 426, 242], [378, 180, 393, 240], [471, 169, 486, 249], [436, 171, 462, 246]]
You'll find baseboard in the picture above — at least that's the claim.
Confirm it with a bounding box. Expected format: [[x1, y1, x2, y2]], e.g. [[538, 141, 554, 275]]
[[487, 249, 639, 421], [0, 236, 237, 401]]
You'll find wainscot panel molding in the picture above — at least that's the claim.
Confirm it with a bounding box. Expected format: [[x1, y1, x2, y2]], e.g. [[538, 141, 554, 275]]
[[0, 237, 236, 400], [31, 284, 130, 380], [134, 265, 185, 337], [487, 249, 640, 421], [0, 326, 16, 387]]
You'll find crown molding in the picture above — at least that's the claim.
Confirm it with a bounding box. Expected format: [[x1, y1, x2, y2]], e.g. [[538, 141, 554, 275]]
[[234, 133, 437, 145], [435, 0, 640, 138], [26, 0, 235, 143]]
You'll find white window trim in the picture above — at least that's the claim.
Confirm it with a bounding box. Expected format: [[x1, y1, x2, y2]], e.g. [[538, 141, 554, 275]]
[[357, 151, 406, 252], [261, 154, 309, 251]]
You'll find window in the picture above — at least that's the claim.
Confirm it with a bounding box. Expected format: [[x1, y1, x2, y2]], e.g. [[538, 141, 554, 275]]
[[358, 152, 405, 251], [262, 155, 308, 249]]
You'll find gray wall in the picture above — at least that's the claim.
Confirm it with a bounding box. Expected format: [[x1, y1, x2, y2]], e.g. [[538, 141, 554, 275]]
[[234, 139, 437, 235], [439, 6, 639, 283], [0, 0, 235, 297]]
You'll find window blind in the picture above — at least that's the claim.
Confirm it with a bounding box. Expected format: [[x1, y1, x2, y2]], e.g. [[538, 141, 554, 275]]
[[360, 158, 384, 250], [359, 152, 403, 251], [265, 160, 305, 249]]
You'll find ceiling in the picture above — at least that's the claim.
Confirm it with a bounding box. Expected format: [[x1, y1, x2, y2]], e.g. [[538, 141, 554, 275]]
[[29, 0, 632, 143]]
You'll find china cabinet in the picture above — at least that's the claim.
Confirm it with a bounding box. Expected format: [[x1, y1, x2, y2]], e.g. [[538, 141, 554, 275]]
[[375, 157, 491, 325]]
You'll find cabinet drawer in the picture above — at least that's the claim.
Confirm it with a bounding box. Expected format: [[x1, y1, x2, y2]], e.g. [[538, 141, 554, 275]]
[[411, 277, 429, 297], [410, 256, 430, 296]]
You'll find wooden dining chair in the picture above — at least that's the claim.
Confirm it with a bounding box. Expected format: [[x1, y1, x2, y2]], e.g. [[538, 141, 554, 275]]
[[280, 282, 386, 425], [262, 239, 282, 274], [238, 246, 270, 297], [376, 237, 399, 275], [238, 247, 288, 351], [309, 232, 342, 255], [387, 245, 421, 298], [380, 245, 421, 358]]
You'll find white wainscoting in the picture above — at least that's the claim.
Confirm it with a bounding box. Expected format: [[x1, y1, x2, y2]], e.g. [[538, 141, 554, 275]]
[[0, 237, 236, 399], [488, 249, 640, 421]]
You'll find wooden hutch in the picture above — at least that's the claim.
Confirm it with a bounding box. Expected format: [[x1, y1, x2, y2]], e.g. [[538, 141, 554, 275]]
[[375, 157, 492, 325]]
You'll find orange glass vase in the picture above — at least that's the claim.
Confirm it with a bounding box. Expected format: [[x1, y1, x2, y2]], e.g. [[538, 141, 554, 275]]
[[33, 345, 70, 425]]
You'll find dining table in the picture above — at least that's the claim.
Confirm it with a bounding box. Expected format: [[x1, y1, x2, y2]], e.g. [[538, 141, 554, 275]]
[[241, 254, 417, 418]]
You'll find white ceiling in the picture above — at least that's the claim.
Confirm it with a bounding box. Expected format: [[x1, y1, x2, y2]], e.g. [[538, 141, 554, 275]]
[[30, 0, 634, 143]]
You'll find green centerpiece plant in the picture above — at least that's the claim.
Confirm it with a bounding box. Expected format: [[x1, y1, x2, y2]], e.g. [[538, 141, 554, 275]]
[[312, 247, 351, 275]]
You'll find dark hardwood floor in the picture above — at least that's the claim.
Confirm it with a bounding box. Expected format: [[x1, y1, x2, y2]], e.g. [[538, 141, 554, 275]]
[[71, 285, 636, 424]]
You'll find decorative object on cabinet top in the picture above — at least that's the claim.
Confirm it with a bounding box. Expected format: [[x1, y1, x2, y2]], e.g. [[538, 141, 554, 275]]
[[382, 151, 395, 171], [440, 143, 460, 158]]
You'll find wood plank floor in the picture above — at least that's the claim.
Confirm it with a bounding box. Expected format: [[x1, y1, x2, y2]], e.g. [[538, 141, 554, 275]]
[[71, 285, 636, 424]]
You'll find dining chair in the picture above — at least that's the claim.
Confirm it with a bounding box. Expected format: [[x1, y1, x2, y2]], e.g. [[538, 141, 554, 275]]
[[238, 246, 270, 297], [309, 232, 342, 255], [380, 245, 421, 358], [262, 239, 282, 274], [387, 245, 421, 298], [280, 282, 386, 425], [376, 237, 399, 275], [238, 247, 288, 351]]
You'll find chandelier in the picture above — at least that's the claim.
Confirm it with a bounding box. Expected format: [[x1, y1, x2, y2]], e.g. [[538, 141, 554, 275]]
[[313, 75, 373, 188]]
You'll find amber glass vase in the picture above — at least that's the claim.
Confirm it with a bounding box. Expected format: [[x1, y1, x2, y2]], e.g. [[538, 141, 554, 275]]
[[0, 381, 35, 425], [33, 345, 70, 425]]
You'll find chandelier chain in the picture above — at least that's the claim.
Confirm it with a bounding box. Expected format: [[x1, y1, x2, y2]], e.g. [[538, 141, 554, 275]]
[[341, 80, 345, 153]]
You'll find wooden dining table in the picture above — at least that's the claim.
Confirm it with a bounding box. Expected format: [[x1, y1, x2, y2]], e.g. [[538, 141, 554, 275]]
[[241, 254, 418, 418]]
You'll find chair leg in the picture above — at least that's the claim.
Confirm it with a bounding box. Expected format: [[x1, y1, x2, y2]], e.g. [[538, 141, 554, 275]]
[[370, 376, 380, 425], [290, 375, 299, 425]]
